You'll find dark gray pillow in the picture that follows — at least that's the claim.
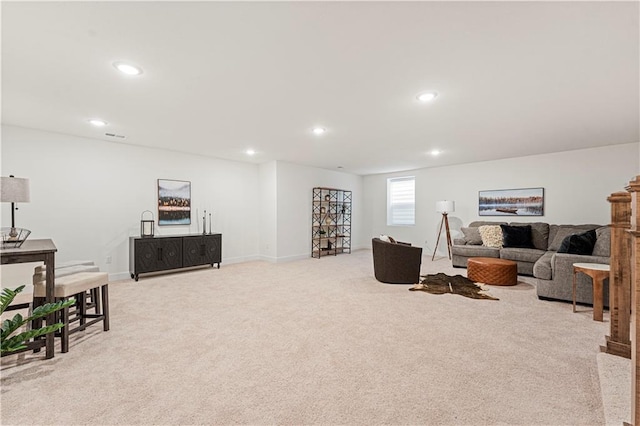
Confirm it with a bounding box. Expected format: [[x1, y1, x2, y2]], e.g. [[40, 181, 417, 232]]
[[461, 227, 482, 245], [548, 228, 582, 251], [557, 229, 597, 255]]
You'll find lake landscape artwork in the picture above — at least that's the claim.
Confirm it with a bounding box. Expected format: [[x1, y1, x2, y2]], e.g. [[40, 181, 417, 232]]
[[478, 188, 544, 216], [158, 179, 191, 225]]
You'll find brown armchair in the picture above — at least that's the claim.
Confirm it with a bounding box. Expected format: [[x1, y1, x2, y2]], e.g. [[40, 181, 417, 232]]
[[372, 238, 423, 284]]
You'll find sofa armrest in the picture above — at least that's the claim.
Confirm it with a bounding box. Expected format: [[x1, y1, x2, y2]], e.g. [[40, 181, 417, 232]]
[[453, 238, 466, 246], [551, 252, 610, 280]]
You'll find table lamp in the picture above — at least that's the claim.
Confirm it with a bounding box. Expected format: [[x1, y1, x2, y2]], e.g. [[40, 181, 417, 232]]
[[1, 175, 31, 246]]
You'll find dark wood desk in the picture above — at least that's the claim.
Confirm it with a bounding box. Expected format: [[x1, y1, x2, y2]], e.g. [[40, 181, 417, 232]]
[[1, 239, 57, 358]]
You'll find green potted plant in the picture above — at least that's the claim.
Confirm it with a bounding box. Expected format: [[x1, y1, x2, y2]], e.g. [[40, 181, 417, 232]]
[[1, 285, 74, 354]]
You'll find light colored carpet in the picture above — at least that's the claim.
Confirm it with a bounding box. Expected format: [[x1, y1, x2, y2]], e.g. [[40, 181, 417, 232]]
[[598, 352, 631, 425], [0, 250, 621, 425]]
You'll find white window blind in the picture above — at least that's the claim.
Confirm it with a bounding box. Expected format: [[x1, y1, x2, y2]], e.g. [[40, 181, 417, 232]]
[[387, 176, 415, 226]]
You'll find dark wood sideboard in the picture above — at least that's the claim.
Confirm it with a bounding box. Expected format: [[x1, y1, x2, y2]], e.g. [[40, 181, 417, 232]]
[[129, 233, 221, 281]]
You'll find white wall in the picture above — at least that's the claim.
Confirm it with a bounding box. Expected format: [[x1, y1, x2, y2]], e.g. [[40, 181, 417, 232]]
[[258, 161, 278, 261], [1, 125, 261, 282], [274, 161, 365, 261], [363, 143, 639, 256], [0, 127, 365, 288]]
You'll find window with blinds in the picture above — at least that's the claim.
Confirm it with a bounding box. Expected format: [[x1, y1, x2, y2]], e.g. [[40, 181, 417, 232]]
[[387, 176, 415, 226]]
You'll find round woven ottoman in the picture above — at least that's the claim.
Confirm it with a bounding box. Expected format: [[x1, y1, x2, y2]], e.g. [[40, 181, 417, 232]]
[[467, 257, 517, 286]]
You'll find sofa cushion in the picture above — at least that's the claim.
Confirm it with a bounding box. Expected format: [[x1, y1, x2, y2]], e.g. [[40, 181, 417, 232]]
[[533, 251, 554, 280], [592, 226, 611, 257], [469, 221, 507, 228], [510, 222, 549, 250], [500, 224, 534, 249], [451, 244, 501, 258], [500, 247, 546, 264], [461, 227, 482, 245], [558, 229, 597, 255], [478, 225, 503, 248], [548, 224, 599, 250]]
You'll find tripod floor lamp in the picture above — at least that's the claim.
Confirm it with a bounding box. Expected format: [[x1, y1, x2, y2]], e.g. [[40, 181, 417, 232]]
[[432, 200, 455, 261]]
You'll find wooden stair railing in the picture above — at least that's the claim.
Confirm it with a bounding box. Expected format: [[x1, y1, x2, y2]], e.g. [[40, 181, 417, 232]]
[[605, 191, 632, 359], [627, 175, 640, 425]]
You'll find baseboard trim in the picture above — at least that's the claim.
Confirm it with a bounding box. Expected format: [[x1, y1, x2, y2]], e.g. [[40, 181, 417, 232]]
[[110, 250, 367, 279]]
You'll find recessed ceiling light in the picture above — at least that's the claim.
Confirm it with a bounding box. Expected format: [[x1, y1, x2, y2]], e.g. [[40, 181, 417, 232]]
[[430, 149, 441, 156], [312, 127, 326, 135], [113, 61, 143, 76], [88, 119, 108, 127], [417, 91, 438, 103], [245, 149, 256, 156]]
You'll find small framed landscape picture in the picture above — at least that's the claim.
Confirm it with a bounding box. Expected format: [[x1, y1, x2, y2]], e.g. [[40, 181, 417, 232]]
[[478, 187, 544, 216], [158, 179, 191, 225]]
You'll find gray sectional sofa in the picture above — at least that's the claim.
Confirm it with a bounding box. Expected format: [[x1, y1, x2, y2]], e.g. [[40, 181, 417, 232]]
[[451, 221, 610, 306]]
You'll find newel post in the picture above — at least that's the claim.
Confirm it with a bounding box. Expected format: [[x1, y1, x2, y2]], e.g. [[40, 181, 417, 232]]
[[626, 175, 640, 425], [605, 191, 632, 358]]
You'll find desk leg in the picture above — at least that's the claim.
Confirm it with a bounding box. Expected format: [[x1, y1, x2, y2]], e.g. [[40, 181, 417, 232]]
[[593, 276, 604, 322], [45, 252, 55, 359]]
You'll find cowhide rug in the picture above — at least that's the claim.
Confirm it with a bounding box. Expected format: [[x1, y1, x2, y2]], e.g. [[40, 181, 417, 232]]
[[409, 273, 498, 301]]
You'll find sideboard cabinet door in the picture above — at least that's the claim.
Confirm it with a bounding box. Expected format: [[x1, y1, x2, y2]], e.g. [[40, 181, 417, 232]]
[[134, 238, 160, 274], [159, 238, 183, 271], [205, 234, 222, 268], [183, 236, 208, 267]]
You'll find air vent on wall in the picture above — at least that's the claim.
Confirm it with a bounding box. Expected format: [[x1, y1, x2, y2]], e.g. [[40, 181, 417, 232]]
[[105, 133, 126, 139]]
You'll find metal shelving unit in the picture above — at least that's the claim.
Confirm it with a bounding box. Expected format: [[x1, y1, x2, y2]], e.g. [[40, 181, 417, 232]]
[[311, 187, 352, 258]]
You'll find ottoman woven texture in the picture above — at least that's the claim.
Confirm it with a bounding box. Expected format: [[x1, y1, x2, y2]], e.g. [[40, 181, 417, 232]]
[[467, 257, 517, 286]]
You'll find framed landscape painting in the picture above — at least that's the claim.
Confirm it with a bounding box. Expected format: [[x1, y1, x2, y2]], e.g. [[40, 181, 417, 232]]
[[158, 179, 191, 225], [478, 187, 544, 216]]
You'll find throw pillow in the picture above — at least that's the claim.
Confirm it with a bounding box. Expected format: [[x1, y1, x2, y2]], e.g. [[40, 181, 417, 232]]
[[500, 224, 534, 249], [591, 226, 611, 257], [461, 227, 482, 245], [478, 225, 503, 248], [379, 234, 397, 244], [548, 228, 582, 251], [510, 222, 550, 250], [557, 229, 597, 255]]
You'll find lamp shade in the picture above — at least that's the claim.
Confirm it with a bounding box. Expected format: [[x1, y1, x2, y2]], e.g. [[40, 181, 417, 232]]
[[436, 200, 455, 214], [1, 176, 30, 203]]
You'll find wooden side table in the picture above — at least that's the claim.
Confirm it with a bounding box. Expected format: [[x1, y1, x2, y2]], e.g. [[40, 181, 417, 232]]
[[572, 262, 609, 321]]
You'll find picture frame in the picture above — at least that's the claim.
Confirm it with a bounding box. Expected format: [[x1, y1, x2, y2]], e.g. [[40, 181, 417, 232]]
[[158, 179, 191, 225], [478, 187, 544, 216]]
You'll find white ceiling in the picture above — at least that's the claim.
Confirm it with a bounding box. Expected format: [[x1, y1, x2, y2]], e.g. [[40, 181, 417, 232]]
[[2, 1, 638, 175]]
